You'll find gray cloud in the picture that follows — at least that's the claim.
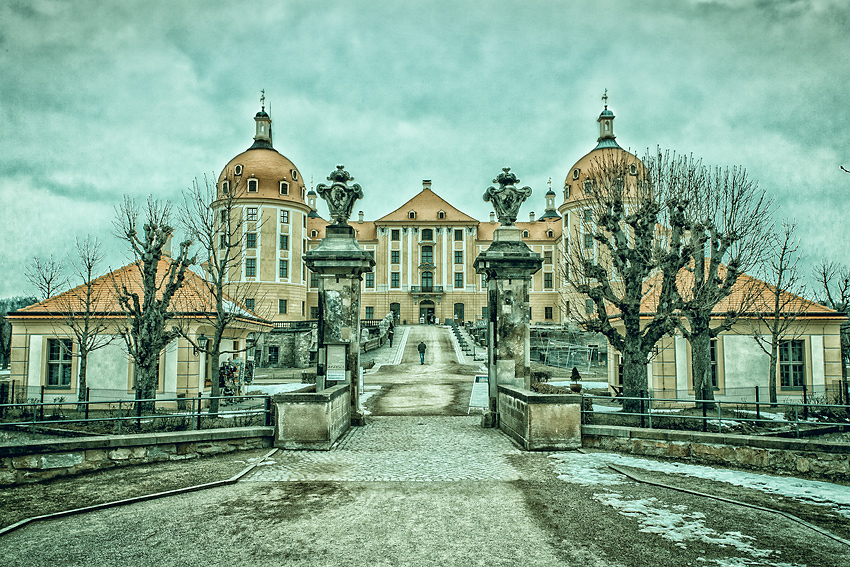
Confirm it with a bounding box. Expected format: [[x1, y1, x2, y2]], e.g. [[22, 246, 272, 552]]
[[1, 0, 848, 296]]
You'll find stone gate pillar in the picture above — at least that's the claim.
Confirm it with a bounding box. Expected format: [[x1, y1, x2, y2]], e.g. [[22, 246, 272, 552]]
[[304, 165, 374, 426], [474, 168, 542, 427]]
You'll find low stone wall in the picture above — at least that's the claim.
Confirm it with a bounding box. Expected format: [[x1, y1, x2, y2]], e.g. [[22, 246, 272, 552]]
[[272, 384, 350, 450], [498, 385, 582, 450], [0, 427, 273, 486], [582, 425, 850, 480]]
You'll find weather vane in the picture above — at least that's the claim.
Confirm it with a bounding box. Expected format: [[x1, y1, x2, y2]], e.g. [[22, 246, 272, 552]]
[[260, 89, 265, 111], [602, 89, 608, 109]]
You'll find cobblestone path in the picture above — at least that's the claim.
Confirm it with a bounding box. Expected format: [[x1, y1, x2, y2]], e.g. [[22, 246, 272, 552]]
[[247, 415, 521, 482]]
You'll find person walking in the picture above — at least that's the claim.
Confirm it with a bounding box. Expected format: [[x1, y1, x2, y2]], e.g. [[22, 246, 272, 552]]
[[388, 326, 394, 347], [417, 340, 426, 365]]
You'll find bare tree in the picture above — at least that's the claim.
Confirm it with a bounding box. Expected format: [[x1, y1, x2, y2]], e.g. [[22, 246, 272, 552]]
[[564, 149, 690, 413], [182, 172, 264, 414], [113, 197, 195, 410], [25, 255, 68, 301], [750, 221, 808, 404], [812, 259, 850, 395], [673, 163, 772, 404], [51, 236, 117, 404]]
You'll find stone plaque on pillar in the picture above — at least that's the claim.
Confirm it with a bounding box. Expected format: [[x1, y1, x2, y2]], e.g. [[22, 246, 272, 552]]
[[304, 165, 375, 426], [474, 168, 542, 427]]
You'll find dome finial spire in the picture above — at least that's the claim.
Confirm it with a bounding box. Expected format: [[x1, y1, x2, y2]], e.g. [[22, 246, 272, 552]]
[[260, 89, 266, 112], [602, 88, 608, 110]]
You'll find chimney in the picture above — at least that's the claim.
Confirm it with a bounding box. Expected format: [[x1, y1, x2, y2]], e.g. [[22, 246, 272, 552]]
[[422, 180, 432, 191], [529, 211, 536, 223], [490, 211, 496, 223], [358, 211, 364, 224]]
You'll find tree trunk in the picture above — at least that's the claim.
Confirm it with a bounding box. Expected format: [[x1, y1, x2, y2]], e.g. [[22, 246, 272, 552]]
[[209, 345, 221, 416], [77, 353, 88, 409], [689, 316, 715, 408], [768, 341, 778, 405], [135, 357, 159, 413], [622, 337, 646, 416]]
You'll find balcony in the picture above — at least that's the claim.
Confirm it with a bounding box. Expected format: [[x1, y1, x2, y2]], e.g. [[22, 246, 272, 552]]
[[409, 285, 444, 294]]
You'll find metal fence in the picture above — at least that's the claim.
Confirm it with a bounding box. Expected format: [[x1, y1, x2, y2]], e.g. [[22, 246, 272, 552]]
[[582, 390, 850, 438], [0, 388, 272, 436]]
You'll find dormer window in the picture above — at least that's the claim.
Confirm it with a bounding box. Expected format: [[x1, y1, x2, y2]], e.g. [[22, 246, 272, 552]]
[[629, 163, 638, 176], [234, 164, 243, 176], [522, 230, 529, 238], [311, 229, 318, 238], [291, 169, 298, 181], [279, 181, 289, 196], [301, 188, 305, 200], [583, 180, 593, 194], [248, 178, 258, 192], [572, 168, 580, 180], [222, 180, 230, 194], [408, 211, 416, 219], [546, 229, 554, 238], [438, 210, 445, 219]]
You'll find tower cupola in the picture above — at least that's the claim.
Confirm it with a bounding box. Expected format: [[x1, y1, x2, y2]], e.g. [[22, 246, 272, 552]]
[[595, 89, 621, 150], [539, 177, 561, 220], [250, 90, 273, 150]]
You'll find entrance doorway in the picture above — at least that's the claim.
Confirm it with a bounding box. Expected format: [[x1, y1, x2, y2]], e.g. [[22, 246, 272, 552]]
[[419, 300, 435, 324]]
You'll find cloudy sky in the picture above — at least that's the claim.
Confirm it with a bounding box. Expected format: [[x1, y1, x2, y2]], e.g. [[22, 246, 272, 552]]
[[1, 0, 848, 298]]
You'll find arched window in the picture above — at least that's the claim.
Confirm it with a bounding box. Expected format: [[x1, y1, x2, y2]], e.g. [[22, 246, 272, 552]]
[[408, 210, 416, 219], [248, 178, 258, 192], [279, 181, 289, 195], [546, 229, 554, 238], [522, 230, 529, 238]]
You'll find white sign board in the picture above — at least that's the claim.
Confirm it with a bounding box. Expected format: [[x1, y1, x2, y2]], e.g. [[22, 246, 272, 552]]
[[468, 374, 489, 413], [326, 345, 347, 381]]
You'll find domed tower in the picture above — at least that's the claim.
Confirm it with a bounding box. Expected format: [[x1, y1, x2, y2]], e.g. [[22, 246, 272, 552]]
[[557, 93, 643, 319], [215, 95, 311, 321]]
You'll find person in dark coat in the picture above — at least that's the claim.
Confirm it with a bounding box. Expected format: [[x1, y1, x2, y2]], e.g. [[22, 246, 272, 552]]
[[417, 341, 426, 364], [388, 327, 394, 347]]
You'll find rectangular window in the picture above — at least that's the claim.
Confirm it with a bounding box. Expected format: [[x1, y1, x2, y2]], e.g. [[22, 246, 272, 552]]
[[246, 298, 255, 311], [246, 232, 257, 248], [544, 251, 553, 264], [583, 233, 594, 249], [310, 272, 319, 288], [221, 210, 228, 223], [482, 306, 488, 319], [391, 272, 400, 288], [365, 272, 374, 288], [278, 299, 287, 314], [454, 229, 463, 241], [585, 299, 595, 314], [279, 234, 289, 250], [454, 272, 463, 289], [391, 229, 400, 241], [47, 338, 72, 387], [779, 339, 805, 389], [544, 272, 553, 289], [391, 250, 400, 264], [246, 258, 256, 277], [421, 246, 433, 264], [219, 234, 227, 250], [545, 306, 553, 320], [279, 259, 288, 278], [267, 345, 278, 364], [280, 210, 289, 224], [247, 179, 258, 192], [365, 306, 374, 319], [583, 209, 593, 222], [247, 207, 258, 221], [481, 274, 487, 289], [310, 306, 319, 319], [454, 250, 463, 264]]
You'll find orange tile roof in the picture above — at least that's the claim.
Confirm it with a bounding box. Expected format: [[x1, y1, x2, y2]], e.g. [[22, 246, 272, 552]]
[[376, 186, 477, 223], [10, 258, 270, 326], [306, 218, 377, 241], [477, 218, 562, 241]]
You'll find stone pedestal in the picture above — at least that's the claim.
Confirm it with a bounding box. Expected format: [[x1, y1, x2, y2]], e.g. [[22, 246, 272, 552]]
[[304, 224, 374, 425], [474, 226, 542, 426]]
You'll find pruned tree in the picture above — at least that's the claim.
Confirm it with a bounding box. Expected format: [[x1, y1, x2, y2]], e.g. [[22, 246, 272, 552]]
[[182, 171, 264, 414], [50, 236, 117, 404], [113, 197, 195, 410], [750, 221, 809, 404], [672, 163, 772, 404], [25, 255, 68, 301], [812, 259, 850, 394], [564, 149, 691, 413]]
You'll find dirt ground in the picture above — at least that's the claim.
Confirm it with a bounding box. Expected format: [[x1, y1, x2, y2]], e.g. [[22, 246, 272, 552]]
[[0, 448, 272, 530]]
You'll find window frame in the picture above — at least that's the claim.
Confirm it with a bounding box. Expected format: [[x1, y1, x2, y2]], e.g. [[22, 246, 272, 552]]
[[46, 338, 73, 388], [454, 250, 463, 264], [245, 258, 256, 277], [391, 272, 400, 288], [278, 298, 287, 314], [279, 234, 289, 250], [246, 207, 258, 221], [779, 339, 806, 390], [391, 229, 401, 241], [246, 232, 257, 249], [247, 178, 259, 193], [454, 229, 463, 242], [279, 259, 288, 279], [279, 181, 289, 196], [454, 272, 463, 289], [391, 250, 400, 264], [280, 210, 289, 224], [365, 272, 375, 288]]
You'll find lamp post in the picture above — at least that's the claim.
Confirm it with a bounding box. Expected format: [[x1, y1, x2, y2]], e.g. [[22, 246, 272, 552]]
[[194, 333, 209, 356]]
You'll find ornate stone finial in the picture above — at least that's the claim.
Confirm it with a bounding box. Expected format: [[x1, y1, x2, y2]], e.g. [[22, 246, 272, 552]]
[[602, 88, 608, 109], [483, 167, 532, 226], [260, 89, 265, 112], [316, 165, 364, 226]]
